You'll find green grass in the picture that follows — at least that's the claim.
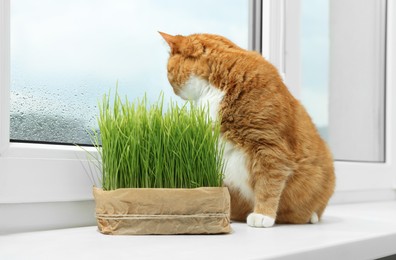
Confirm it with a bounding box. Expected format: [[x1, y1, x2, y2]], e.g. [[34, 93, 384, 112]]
[[90, 91, 224, 190]]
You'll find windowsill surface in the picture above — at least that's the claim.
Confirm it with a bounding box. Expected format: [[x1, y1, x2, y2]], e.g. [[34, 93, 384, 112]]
[[1, 201, 396, 260]]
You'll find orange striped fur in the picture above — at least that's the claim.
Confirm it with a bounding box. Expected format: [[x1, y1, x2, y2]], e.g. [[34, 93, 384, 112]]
[[160, 32, 335, 227]]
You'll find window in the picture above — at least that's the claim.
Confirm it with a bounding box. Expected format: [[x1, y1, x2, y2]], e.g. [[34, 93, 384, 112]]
[[328, 0, 386, 162], [263, 0, 395, 201], [1, 0, 396, 232], [300, 0, 329, 141], [10, 0, 248, 145], [299, 0, 386, 162], [0, 0, 251, 204]]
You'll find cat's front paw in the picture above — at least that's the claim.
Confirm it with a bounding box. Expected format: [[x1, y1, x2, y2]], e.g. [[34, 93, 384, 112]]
[[247, 213, 275, 228]]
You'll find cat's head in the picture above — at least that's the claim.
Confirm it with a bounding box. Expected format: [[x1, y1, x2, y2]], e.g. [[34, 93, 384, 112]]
[[159, 32, 239, 100]]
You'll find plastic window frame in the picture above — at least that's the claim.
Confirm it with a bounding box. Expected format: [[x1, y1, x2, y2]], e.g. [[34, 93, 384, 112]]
[[262, 0, 396, 202]]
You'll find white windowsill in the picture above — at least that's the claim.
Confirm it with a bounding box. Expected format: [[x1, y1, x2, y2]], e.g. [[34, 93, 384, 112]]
[[1, 200, 396, 260]]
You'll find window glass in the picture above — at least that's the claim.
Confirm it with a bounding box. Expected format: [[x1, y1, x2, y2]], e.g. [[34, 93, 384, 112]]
[[300, 0, 329, 141], [300, 0, 386, 162], [11, 0, 248, 145], [329, 0, 386, 162]]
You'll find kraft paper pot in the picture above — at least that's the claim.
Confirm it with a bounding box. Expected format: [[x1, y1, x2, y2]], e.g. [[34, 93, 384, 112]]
[[93, 187, 231, 235]]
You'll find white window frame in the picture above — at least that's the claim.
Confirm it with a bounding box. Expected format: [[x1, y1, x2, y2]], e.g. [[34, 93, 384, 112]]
[[262, 0, 396, 203], [0, 0, 395, 231], [0, 0, 96, 204]]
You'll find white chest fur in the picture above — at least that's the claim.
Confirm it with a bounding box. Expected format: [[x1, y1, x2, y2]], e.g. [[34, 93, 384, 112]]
[[179, 75, 224, 121], [179, 76, 254, 202], [222, 140, 255, 201]]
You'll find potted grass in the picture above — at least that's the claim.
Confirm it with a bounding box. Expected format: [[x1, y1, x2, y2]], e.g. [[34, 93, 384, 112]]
[[89, 91, 230, 235]]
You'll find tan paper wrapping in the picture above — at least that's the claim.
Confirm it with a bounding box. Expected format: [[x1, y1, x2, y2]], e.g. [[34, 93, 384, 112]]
[[93, 187, 231, 235]]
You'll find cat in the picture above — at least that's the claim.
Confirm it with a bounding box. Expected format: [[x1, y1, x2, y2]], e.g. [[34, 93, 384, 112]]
[[159, 32, 335, 228]]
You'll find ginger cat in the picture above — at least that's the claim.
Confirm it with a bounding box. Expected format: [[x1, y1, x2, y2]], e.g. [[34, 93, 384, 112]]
[[160, 32, 335, 228]]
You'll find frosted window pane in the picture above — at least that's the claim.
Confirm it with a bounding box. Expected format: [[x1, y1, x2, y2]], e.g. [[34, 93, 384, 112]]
[[11, 0, 248, 145]]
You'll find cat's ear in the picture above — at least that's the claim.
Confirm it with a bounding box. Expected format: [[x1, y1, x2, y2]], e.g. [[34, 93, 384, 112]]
[[159, 31, 183, 55], [159, 32, 204, 58]]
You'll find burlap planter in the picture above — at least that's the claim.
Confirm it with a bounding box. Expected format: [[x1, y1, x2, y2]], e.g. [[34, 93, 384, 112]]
[[93, 187, 231, 235]]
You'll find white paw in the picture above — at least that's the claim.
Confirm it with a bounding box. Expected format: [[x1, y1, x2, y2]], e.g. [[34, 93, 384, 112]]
[[309, 212, 319, 224], [247, 213, 275, 228]]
